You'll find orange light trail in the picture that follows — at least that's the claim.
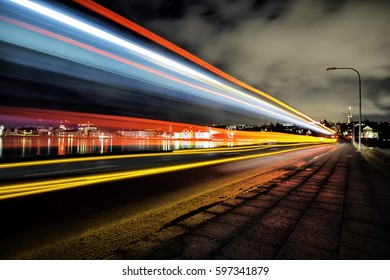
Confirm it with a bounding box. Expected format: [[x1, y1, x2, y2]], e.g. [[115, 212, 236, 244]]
[[0, 106, 207, 132], [1, 15, 317, 126], [0, 142, 335, 169], [0, 106, 338, 142], [73, 0, 334, 134], [2, 1, 336, 136]]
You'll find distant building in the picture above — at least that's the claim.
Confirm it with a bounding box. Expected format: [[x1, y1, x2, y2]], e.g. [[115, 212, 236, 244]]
[[347, 107, 353, 124], [173, 127, 213, 139], [0, 125, 4, 136], [117, 129, 158, 138], [195, 130, 211, 139], [362, 126, 378, 139], [78, 123, 99, 137], [52, 125, 66, 137], [17, 127, 39, 136], [88, 129, 100, 138], [48, 125, 54, 136], [63, 129, 83, 138], [37, 127, 48, 136], [3, 127, 17, 136]]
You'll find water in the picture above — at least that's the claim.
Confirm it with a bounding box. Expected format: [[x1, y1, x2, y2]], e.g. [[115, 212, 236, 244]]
[[0, 136, 237, 159]]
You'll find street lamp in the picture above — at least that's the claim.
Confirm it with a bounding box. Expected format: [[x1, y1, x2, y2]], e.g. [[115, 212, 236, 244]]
[[326, 67, 362, 151]]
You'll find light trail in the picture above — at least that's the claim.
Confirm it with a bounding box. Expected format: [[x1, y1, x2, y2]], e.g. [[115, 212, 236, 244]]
[[1, 15, 320, 131], [0, 105, 335, 161], [74, 0, 336, 134], [0, 106, 208, 132], [1, 0, 336, 134], [0, 106, 337, 141], [0, 14, 322, 132], [0, 142, 334, 169], [23, 165, 119, 177], [0, 144, 336, 200]]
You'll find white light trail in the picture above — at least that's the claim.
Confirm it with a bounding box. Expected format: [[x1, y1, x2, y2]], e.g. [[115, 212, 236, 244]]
[[4, 0, 334, 134]]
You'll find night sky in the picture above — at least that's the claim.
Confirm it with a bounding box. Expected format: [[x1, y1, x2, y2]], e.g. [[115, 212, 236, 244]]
[[1, 0, 390, 127], [92, 0, 390, 123]]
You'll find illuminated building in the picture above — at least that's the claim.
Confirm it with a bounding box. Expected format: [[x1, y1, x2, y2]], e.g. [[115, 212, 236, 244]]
[[78, 123, 99, 137], [362, 126, 378, 140], [347, 107, 353, 124], [17, 127, 39, 136], [63, 129, 82, 138], [117, 130, 158, 138], [3, 127, 17, 136]]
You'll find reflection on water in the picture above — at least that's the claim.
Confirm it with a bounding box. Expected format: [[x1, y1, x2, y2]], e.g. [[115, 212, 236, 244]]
[[0, 136, 236, 158]]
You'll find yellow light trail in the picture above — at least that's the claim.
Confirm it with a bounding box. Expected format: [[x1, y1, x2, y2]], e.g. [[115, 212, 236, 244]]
[[0, 145, 276, 169], [0, 140, 334, 169], [172, 142, 326, 154], [0, 144, 336, 200]]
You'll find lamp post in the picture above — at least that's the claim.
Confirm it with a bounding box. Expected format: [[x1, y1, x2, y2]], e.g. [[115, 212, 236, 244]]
[[326, 67, 362, 151]]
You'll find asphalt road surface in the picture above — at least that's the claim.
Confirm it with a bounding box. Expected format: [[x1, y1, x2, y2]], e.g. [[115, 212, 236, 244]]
[[0, 143, 337, 259]]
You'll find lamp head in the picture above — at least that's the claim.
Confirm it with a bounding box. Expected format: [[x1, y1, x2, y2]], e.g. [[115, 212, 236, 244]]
[[326, 67, 337, 71]]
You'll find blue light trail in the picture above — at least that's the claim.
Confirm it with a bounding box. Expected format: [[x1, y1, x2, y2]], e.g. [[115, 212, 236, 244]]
[[0, 0, 334, 135]]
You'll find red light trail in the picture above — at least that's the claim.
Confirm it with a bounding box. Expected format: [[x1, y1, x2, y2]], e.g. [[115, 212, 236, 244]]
[[1, 0, 336, 135], [73, 0, 331, 131]]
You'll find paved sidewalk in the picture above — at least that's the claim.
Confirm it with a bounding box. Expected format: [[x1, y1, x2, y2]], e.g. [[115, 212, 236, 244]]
[[115, 143, 390, 259]]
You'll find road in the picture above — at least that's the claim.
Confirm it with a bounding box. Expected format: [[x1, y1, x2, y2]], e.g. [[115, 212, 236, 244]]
[[0, 143, 328, 200], [0, 143, 338, 259]]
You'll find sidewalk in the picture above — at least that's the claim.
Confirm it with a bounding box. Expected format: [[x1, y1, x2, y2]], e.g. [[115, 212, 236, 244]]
[[114, 143, 390, 259]]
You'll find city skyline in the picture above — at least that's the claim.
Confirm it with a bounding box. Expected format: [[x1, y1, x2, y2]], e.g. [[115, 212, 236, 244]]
[[1, 104, 388, 129]]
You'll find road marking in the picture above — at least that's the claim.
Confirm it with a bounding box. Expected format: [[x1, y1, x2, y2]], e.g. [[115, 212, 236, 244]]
[[24, 165, 119, 177]]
